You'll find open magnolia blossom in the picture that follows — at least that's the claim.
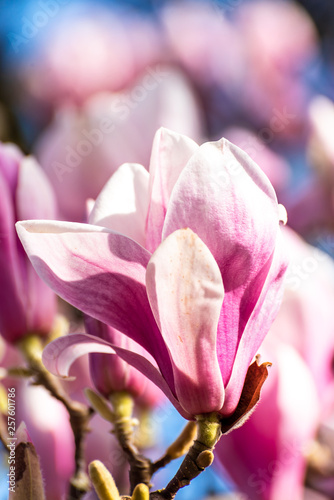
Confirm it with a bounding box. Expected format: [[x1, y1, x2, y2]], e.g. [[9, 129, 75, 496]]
[[16, 128, 288, 422]]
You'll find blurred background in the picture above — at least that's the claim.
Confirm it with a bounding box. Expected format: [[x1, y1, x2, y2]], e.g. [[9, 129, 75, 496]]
[[1, 0, 334, 499]]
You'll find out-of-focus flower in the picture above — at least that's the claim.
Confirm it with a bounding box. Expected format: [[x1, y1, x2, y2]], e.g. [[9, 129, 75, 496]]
[[223, 126, 291, 196], [12, 6, 163, 109], [215, 225, 334, 499], [0, 143, 57, 343], [15, 382, 74, 500], [270, 226, 334, 414], [161, 2, 244, 89], [35, 68, 204, 221], [17, 128, 287, 420], [215, 340, 319, 500], [287, 95, 334, 234], [308, 95, 334, 173], [234, 0, 318, 138]]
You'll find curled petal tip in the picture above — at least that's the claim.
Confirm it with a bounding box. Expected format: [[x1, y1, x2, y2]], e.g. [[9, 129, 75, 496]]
[[278, 204, 288, 225]]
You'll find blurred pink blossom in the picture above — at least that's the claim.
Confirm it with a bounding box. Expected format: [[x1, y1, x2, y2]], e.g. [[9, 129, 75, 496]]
[[234, 0, 318, 137], [16, 382, 74, 500], [17, 7, 163, 108], [0, 143, 57, 343], [161, 1, 245, 89], [270, 226, 334, 415], [287, 95, 334, 233], [35, 68, 204, 221], [216, 340, 319, 500]]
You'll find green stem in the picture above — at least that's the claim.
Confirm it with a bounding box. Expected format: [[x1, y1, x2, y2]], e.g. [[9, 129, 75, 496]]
[[150, 413, 221, 500]]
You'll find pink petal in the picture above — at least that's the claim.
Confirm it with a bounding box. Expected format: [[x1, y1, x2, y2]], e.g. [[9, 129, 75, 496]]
[[42, 333, 191, 419], [16, 157, 57, 221], [0, 171, 26, 341], [86, 318, 151, 398], [0, 142, 22, 196], [16, 220, 174, 387], [89, 163, 149, 246], [146, 228, 225, 416], [163, 138, 282, 385], [145, 128, 199, 252], [16, 157, 57, 334], [222, 229, 288, 416]]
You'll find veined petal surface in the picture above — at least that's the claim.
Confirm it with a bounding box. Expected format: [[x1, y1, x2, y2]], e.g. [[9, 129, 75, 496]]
[[163, 139, 282, 386], [16, 220, 174, 389], [89, 162, 149, 246], [146, 228, 225, 415], [146, 128, 199, 252]]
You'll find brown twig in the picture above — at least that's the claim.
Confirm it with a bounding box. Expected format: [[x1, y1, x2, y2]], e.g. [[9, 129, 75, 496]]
[[110, 393, 152, 493], [19, 335, 92, 499]]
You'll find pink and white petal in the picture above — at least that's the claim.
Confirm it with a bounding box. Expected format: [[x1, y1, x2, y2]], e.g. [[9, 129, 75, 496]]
[[221, 229, 288, 416], [25, 260, 57, 336], [145, 128, 199, 253], [16, 157, 58, 334], [146, 228, 225, 416], [16, 157, 57, 221], [16, 220, 174, 387], [0, 142, 22, 197], [42, 333, 191, 419], [89, 163, 149, 246], [163, 138, 281, 385], [86, 318, 149, 398]]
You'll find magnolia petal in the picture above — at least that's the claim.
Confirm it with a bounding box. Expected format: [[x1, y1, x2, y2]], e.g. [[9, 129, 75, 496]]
[[16, 157, 57, 221], [0, 171, 27, 341], [163, 138, 281, 385], [86, 318, 151, 399], [146, 128, 199, 253], [222, 229, 288, 416], [16, 220, 174, 387], [42, 333, 191, 420], [146, 228, 225, 416], [0, 142, 22, 196], [16, 157, 57, 335], [89, 163, 149, 246]]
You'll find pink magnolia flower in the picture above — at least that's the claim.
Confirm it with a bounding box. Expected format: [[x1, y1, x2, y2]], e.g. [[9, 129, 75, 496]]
[[16, 128, 287, 420], [0, 143, 57, 343], [215, 340, 319, 500], [15, 382, 74, 500], [35, 69, 203, 221], [15, 6, 163, 109], [234, 0, 318, 138], [287, 95, 334, 234], [270, 226, 334, 415], [161, 2, 244, 89]]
